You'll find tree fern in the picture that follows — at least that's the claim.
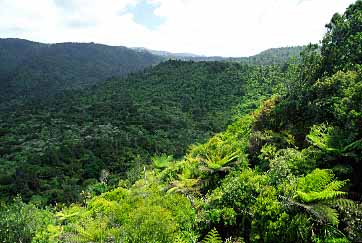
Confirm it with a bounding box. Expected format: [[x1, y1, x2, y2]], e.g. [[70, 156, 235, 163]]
[[307, 124, 361, 159], [329, 198, 356, 208], [343, 139, 362, 151], [313, 225, 349, 243], [173, 235, 189, 243], [296, 187, 346, 203], [311, 205, 339, 225], [293, 169, 353, 226], [203, 151, 239, 171], [167, 173, 199, 194], [202, 228, 222, 243], [306, 124, 343, 154], [342, 139, 362, 159], [152, 154, 173, 170], [296, 169, 347, 203], [190, 135, 240, 173]]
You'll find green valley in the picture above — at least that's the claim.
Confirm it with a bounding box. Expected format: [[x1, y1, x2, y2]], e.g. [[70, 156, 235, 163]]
[[1, 1, 362, 243]]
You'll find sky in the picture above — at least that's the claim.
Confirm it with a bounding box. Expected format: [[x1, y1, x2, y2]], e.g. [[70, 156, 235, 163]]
[[0, 0, 356, 57]]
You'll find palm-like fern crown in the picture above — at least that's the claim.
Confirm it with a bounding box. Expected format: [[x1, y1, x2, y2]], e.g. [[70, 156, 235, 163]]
[[202, 228, 223, 243], [173, 235, 189, 243], [296, 169, 347, 203], [152, 154, 174, 169], [294, 169, 355, 226]]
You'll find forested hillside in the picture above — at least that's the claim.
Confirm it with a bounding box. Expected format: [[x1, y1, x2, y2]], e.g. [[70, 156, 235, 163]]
[[0, 61, 288, 204], [135, 46, 304, 64], [0, 38, 303, 107], [1, 1, 362, 243], [0, 38, 162, 103], [238, 46, 305, 65]]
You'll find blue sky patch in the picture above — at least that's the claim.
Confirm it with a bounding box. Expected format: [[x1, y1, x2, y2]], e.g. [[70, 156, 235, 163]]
[[127, 0, 165, 30]]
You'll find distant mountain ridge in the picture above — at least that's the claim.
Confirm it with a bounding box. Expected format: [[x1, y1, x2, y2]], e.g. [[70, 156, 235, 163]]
[[132, 47, 202, 58], [0, 38, 304, 105], [238, 46, 305, 64], [0, 38, 163, 103], [132, 46, 305, 64]]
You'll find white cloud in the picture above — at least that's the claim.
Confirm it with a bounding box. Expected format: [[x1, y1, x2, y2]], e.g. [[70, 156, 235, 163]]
[[0, 0, 356, 56]]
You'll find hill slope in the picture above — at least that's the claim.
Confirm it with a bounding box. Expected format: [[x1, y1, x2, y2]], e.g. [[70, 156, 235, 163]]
[[0, 38, 163, 103], [2, 2, 362, 243], [16, 2, 360, 242], [0, 38, 303, 106], [238, 46, 305, 65], [0, 60, 288, 203], [134, 46, 304, 64]]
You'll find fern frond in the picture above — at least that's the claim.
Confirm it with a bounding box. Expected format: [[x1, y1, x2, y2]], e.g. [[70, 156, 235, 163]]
[[296, 190, 346, 203], [297, 169, 334, 193], [283, 198, 338, 225], [327, 198, 356, 209], [174, 235, 189, 243], [202, 228, 222, 243], [318, 224, 347, 241], [291, 169, 353, 229], [167, 177, 199, 194], [203, 151, 239, 171], [152, 154, 173, 169], [311, 205, 339, 226], [342, 139, 362, 152], [296, 169, 347, 203], [324, 180, 347, 192], [306, 124, 342, 154]]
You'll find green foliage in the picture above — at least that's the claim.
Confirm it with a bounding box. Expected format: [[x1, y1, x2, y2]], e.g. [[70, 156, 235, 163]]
[[0, 38, 163, 104], [339, 203, 362, 241], [202, 228, 222, 243], [122, 205, 177, 243], [293, 169, 355, 236], [307, 124, 342, 154], [152, 154, 173, 169], [311, 70, 362, 131], [2, 2, 362, 243], [296, 169, 347, 203], [241, 46, 304, 65], [55, 175, 196, 243], [321, 0, 362, 75], [250, 0, 362, 200], [267, 147, 317, 183], [157, 46, 303, 65], [0, 61, 287, 204], [250, 186, 290, 242], [32, 224, 62, 243], [62, 214, 121, 243], [173, 235, 189, 243], [0, 198, 55, 243]]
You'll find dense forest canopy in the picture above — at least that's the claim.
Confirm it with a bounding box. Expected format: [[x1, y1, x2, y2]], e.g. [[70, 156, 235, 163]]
[[0, 38, 163, 104], [1, 1, 362, 243], [0, 60, 287, 204], [0, 38, 303, 107]]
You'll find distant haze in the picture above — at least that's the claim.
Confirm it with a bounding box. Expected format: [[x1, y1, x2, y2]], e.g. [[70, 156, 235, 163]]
[[0, 0, 355, 56]]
